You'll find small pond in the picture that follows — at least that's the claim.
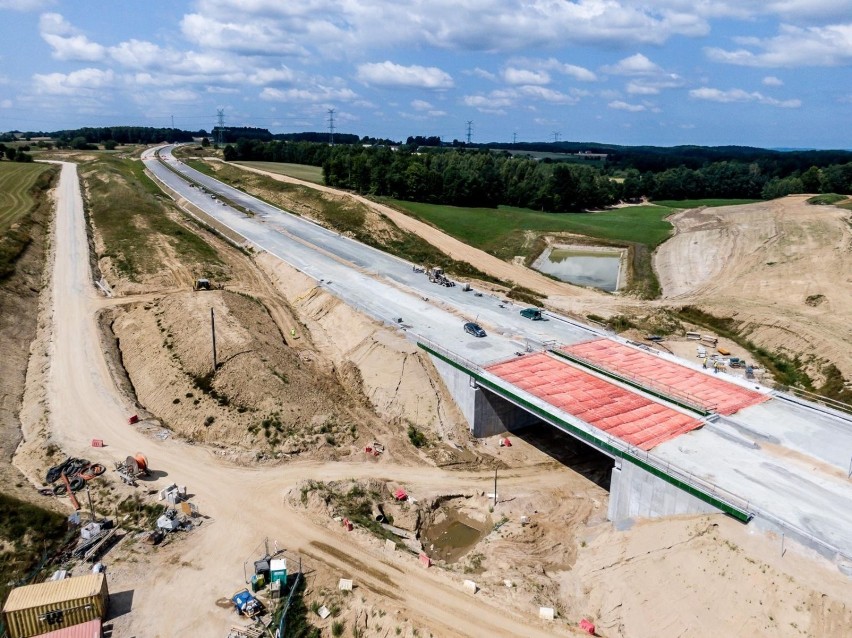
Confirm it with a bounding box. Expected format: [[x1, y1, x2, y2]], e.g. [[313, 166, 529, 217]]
[[533, 246, 624, 292]]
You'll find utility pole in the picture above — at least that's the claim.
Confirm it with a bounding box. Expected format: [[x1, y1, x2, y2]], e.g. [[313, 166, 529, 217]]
[[466, 120, 473, 145], [171, 114, 175, 129], [493, 467, 498, 507], [512, 131, 517, 145], [216, 109, 225, 146], [327, 109, 336, 145], [211, 308, 218, 373]]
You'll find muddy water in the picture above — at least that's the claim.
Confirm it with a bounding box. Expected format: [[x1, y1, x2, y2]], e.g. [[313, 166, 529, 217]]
[[533, 246, 623, 291], [422, 508, 490, 563]]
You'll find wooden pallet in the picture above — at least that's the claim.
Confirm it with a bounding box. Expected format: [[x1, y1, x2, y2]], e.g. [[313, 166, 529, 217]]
[[228, 625, 266, 638]]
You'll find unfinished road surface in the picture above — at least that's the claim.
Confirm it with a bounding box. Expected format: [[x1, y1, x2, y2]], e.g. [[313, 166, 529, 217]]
[[34, 161, 583, 636]]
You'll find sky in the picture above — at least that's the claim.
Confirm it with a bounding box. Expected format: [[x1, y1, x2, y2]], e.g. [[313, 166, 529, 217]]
[[0, 0, 850, 148]]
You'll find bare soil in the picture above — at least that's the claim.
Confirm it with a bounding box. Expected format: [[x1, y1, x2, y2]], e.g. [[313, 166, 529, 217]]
[[7, 160, 851, 638], [654, 196, 852, 381]]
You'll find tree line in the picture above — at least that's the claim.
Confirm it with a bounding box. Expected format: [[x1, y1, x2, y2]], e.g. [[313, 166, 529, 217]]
[[224, 139, 852, 209]]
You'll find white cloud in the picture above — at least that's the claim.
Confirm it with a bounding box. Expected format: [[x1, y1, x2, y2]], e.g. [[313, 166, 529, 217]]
[[0, 0, 52, 10], [468, 67, 497, 81], [259, 86, 358, 103], [689, 87, 802, 107], [705, 23, 852, 67], [518, 85, 579, 104], [602, 53, 662, 76], [356, 61, 453, 90], [39, 12, 105, 61], [508, 58, 597, 82], [158, 89, 198, 103], [0, 99, 12, 108], [247, 66, 296, 85], [180, 13, 307, 56], [608, 100, 646, 112], [410, 99, 433, 111], [33, 68, 114, 95], [503, 67, 550, 85], [195, 0, 708, 54], [762, 75, 784, 86], [625, 75, 683, 94]]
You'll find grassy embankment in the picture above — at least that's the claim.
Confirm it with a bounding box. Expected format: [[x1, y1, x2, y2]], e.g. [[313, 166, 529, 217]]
[[235, 161, 324, 184], [390, 200, 673, 298], [0, 162, 57, 279], [677, 306, 851, 402], [183, 159, 522, 293], [0, 494, 70, 619], [81, 156, 225, 281]]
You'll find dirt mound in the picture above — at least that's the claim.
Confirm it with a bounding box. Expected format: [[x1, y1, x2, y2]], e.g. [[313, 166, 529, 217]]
[[655, 196, 852, 380], [257, 252, 470, 445], [110, 290, 369, 455]]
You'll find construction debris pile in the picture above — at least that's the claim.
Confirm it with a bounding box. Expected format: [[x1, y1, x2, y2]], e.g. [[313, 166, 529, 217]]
[[44, 457, 105, 496]]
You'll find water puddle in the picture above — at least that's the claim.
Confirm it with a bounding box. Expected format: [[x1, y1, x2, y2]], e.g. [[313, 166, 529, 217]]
[[422, 507, 489, 563], [532, 245, 625, 292]]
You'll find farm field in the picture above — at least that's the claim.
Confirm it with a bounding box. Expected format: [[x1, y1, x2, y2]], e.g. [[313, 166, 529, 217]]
[[234, 160, 324, 184], [0, 163, 51, 231], [389, 200, 674, 256]]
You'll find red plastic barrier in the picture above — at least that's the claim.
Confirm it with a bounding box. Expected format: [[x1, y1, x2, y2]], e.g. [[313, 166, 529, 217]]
[[128, 414, 139, 424], [579, 618, 595, 634], [91, 439, 104, 448], [419, 552, 431, 567]]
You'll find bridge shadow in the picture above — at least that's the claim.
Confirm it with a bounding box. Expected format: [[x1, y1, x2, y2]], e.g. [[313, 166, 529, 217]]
[[507, 421, 613, 490]]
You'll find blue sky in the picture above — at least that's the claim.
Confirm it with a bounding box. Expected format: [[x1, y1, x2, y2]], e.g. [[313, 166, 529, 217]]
[[0, 0, 850, 148]]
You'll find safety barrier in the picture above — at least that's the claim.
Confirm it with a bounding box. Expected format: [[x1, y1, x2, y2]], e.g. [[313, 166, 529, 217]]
[[417, 339, 752, 522]]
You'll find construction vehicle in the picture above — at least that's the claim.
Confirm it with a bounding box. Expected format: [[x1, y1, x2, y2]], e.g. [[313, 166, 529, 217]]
[[426, 266, 455, 287], [194, 278, 211, 291]]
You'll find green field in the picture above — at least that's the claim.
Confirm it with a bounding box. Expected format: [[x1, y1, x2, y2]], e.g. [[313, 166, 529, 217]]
[[390, 200, 674, 255], [806, 193, 848, 206], [235, 161, 324, 184], [0, 163, 51, 231], [653, 198, 762, 209]]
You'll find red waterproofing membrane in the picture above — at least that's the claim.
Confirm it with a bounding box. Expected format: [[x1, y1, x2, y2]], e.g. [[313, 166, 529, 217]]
[[486, 353, 703, 450], [562, 339, 768, 416]]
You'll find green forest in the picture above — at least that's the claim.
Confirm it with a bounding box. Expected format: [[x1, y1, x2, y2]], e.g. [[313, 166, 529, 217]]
[[223, 139, 852, 211]]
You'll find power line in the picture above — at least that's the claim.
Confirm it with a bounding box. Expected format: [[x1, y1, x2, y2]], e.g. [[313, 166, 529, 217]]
[[466, 120, 473, 144], [216, 109, 225, 145], [327, 109, 335, 146]]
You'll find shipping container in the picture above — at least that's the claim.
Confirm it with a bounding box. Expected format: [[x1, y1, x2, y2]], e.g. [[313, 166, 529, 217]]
[[33, 619, 102, 638], [2, 574, 108, 638]]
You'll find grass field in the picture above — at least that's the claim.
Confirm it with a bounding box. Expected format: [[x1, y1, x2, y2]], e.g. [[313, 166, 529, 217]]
[[83, 157, 223, 280], [653, 198, 762, 208], [806, 193, 848, 206], [235, 161, 324, 184], [389, 200, 675, 257], [0, 163, 51, 232]]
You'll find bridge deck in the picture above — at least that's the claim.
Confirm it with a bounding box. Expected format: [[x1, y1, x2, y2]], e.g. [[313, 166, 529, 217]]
[[561, 339, 769, 415], [486, 353, 702, 450]]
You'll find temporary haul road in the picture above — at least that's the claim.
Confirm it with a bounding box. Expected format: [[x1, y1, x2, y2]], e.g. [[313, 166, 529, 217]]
[[143, 147, 852, 565], [43, 160, 585, 637]]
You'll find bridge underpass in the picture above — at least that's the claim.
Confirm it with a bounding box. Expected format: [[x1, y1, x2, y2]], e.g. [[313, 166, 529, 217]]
[[420, 340, 752, 525]]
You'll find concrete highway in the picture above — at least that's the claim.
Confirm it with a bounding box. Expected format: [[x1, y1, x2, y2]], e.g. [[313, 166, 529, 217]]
[[142, 147, 852, 565], [142, 146, 599, 366]]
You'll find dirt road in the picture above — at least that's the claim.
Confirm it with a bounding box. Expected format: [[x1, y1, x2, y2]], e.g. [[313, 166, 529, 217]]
[[29, 162, 580, 637]]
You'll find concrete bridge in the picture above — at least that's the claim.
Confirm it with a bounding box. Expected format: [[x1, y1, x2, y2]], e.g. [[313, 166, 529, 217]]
[[421, 337, 852, 572]]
